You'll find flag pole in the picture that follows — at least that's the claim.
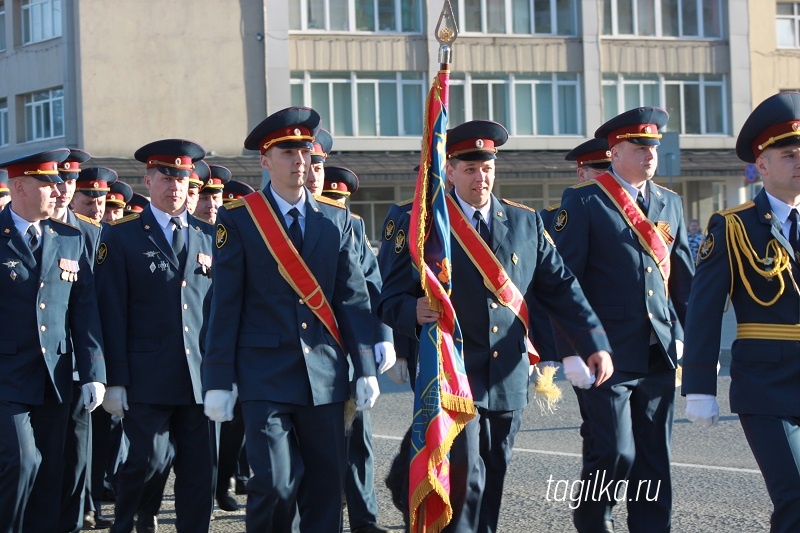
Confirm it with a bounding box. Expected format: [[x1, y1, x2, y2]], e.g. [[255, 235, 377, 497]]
[[414, 3, 458, 533]]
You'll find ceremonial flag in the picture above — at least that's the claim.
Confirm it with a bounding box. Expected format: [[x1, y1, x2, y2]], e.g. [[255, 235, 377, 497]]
[[407, 28, 476, 533]]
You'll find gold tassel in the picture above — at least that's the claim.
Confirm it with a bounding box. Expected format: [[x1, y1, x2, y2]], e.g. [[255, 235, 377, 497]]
[[675, 364, 682, 388], [344, 398, 357, 434], [533, 365, 562, 414]]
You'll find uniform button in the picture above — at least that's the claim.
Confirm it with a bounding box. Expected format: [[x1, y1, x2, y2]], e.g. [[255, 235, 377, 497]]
[[304, 347, 311, 354], [299, 299, 304, 305], [301, 323, 307, 329], [39, 303, 46, 309], [648, 312, 653, 319], [648, 290, 654, 296], [491, 326, 498, 333], [42, 347, 46, 354], [40, 325, 46, 332], [492, 351, 498, 358], [490, 303, 498, 309], [40, 282, 45, 288], [181, 280, 187, 287], [646, 267, 653, 273], [184, 326, 189, 332], [185, 349, 190, 355], [183, 304, 188, 310]]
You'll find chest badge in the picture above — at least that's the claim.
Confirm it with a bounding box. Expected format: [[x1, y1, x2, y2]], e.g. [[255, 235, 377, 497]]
[[143, 250, 159, 258], [3, 260, 20, 269]]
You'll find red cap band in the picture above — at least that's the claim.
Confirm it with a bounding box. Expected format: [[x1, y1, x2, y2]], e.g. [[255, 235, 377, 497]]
[[146, 155, 194, 170], [6, 161, 59, 179], [607, 123, 662, 148], [752, 121, 800, 159], [260, 126, 314, 154]]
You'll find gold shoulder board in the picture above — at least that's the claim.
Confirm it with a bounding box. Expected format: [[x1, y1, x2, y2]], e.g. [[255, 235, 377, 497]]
[[75, 213, 101, 226], [224, 199, 245, 210], [110, 213, 141, 225], [501, 199, 536, 212], [315, 196, 346, 209]]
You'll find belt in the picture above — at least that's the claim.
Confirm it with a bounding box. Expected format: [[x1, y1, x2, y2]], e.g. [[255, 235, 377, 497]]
[[737, 323, 800, 341]]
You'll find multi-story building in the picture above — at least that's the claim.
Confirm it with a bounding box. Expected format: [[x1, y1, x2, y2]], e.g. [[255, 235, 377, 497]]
[[1, 0, 799, 244]]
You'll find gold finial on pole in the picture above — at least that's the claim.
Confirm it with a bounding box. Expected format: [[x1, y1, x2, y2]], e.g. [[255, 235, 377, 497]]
[[435, 0, 458, 67]]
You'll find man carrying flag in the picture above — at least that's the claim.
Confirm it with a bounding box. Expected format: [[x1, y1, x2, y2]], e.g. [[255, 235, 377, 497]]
[[380, 113, 614, 531]]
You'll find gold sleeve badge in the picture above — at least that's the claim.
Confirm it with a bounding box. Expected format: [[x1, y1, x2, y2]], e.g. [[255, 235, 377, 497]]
[[96, 243, 108, 265], [698, 233, 714, 261], [216, 224, 228, 249], [384, 219, 396, 241], [394, 229, 406, 254], [554, 210, 568, 232]]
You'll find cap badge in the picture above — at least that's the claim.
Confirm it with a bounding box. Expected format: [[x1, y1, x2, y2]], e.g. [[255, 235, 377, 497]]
[[605, 150, 612, 157], [64, 162, 71, 169], [293, 128, 301, 136], [175, 158, 182, 165], [475, 139, 484, 148], [331, 183, 338, 189], [92, 182, 99, 188], [644, 126, 652, 134], [794, 123, 800, 132]]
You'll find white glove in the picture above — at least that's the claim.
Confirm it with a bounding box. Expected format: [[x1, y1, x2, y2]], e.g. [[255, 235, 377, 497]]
[[82, 382, 106, 412], [675, 339, 684, 360], [102, 386, 128, 419], [386, 358, 409, 385], [685, 393, 719, 429], [356, 376, 380, 411], [374, 341, 397, 374], [562, 356, 596, 389], [231, 382, 239, 404], [204, 389, 235, 422]]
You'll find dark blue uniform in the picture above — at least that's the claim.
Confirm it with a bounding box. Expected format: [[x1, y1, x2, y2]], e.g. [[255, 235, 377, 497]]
[[0, 208, 105, 533], [683, 91, 800, 533], [550, 175, 694, 532], [203, 187, 376, 532], [96, 205, 215, 533], [379, 191, 610, 532]]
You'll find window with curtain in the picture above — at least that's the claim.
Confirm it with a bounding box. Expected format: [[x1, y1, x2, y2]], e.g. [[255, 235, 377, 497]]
[[21, 0, 62, 45], [289, 0, 422, 32], [603, 0, 722, 37], [24, 88, 64, 141], [454, 0, 576, 35]]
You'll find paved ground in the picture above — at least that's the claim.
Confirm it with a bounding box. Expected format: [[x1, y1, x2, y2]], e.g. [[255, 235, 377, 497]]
[[99, 313, 774, 532]]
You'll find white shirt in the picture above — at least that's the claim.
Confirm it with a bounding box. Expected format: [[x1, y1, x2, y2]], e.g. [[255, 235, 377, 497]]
[[454, 191, 492, 233], [765, 190, 800, 240], [149, 204, 187, 247], [271, 185, 307, 235], [9, 207, 41, 246]]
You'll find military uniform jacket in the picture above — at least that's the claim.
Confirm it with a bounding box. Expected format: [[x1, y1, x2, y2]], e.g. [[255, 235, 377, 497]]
[[96, 206, 215, 405], [550, 176, 695, 373], [683, 190, 800, 416], [378, 192, 610, 412], [202, 186, 376, 406], [0, 207, 105, 404], [351, 213, 391, 345]]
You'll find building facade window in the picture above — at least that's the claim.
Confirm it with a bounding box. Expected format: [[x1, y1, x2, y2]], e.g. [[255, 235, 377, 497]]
[[602, 73, 728, 135], [0, 1, 6, 51], [0, 99, 8, 147], [777, 2, 800, 48], [289, 0, 422, 32], [448, 72, 582, 135], [21, 0, 62, 45], [602, 0, 722, 38], [453, 0, 576, 36], [291, 72, 425, 137], [23, 88, 64, 142]]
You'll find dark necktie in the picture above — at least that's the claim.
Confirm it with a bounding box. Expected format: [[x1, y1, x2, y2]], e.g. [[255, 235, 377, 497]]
[[27, 225, 40, 253], [789, 209, 800, 261], [636, 191, 648, 217], [170, 216, 186, 268], [288, 208, 303, 253], [473, 211, 490, 245]]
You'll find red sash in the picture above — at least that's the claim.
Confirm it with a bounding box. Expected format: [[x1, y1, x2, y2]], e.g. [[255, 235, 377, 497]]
[[242, 192, 343, 350], [593, 172, 671, 287], [446, 195, 540, 364]]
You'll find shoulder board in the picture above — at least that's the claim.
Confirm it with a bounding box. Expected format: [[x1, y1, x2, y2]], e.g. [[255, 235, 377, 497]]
[[545, 203, 560, 212], [652, 182, 679, 195], [49, 217, 77, 230], [350, 212, 362, 220], [396, 198, 414, 207], [74, 212, 101, 226], [501, 199, 536, 212], [718, 201, 755, 216], [572, 180, 596, 190], [315, 195, 346, 209], [223, 199, 245, 210], [110, 213, 140, 226]]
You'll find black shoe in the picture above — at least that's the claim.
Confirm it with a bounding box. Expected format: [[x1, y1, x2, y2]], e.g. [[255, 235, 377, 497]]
[[135, 514, 157, 533], [234, 478, 248, 495], [352, 525, 389, 533], [93, 508, 114, 529], [216, 492, 239, 512]]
